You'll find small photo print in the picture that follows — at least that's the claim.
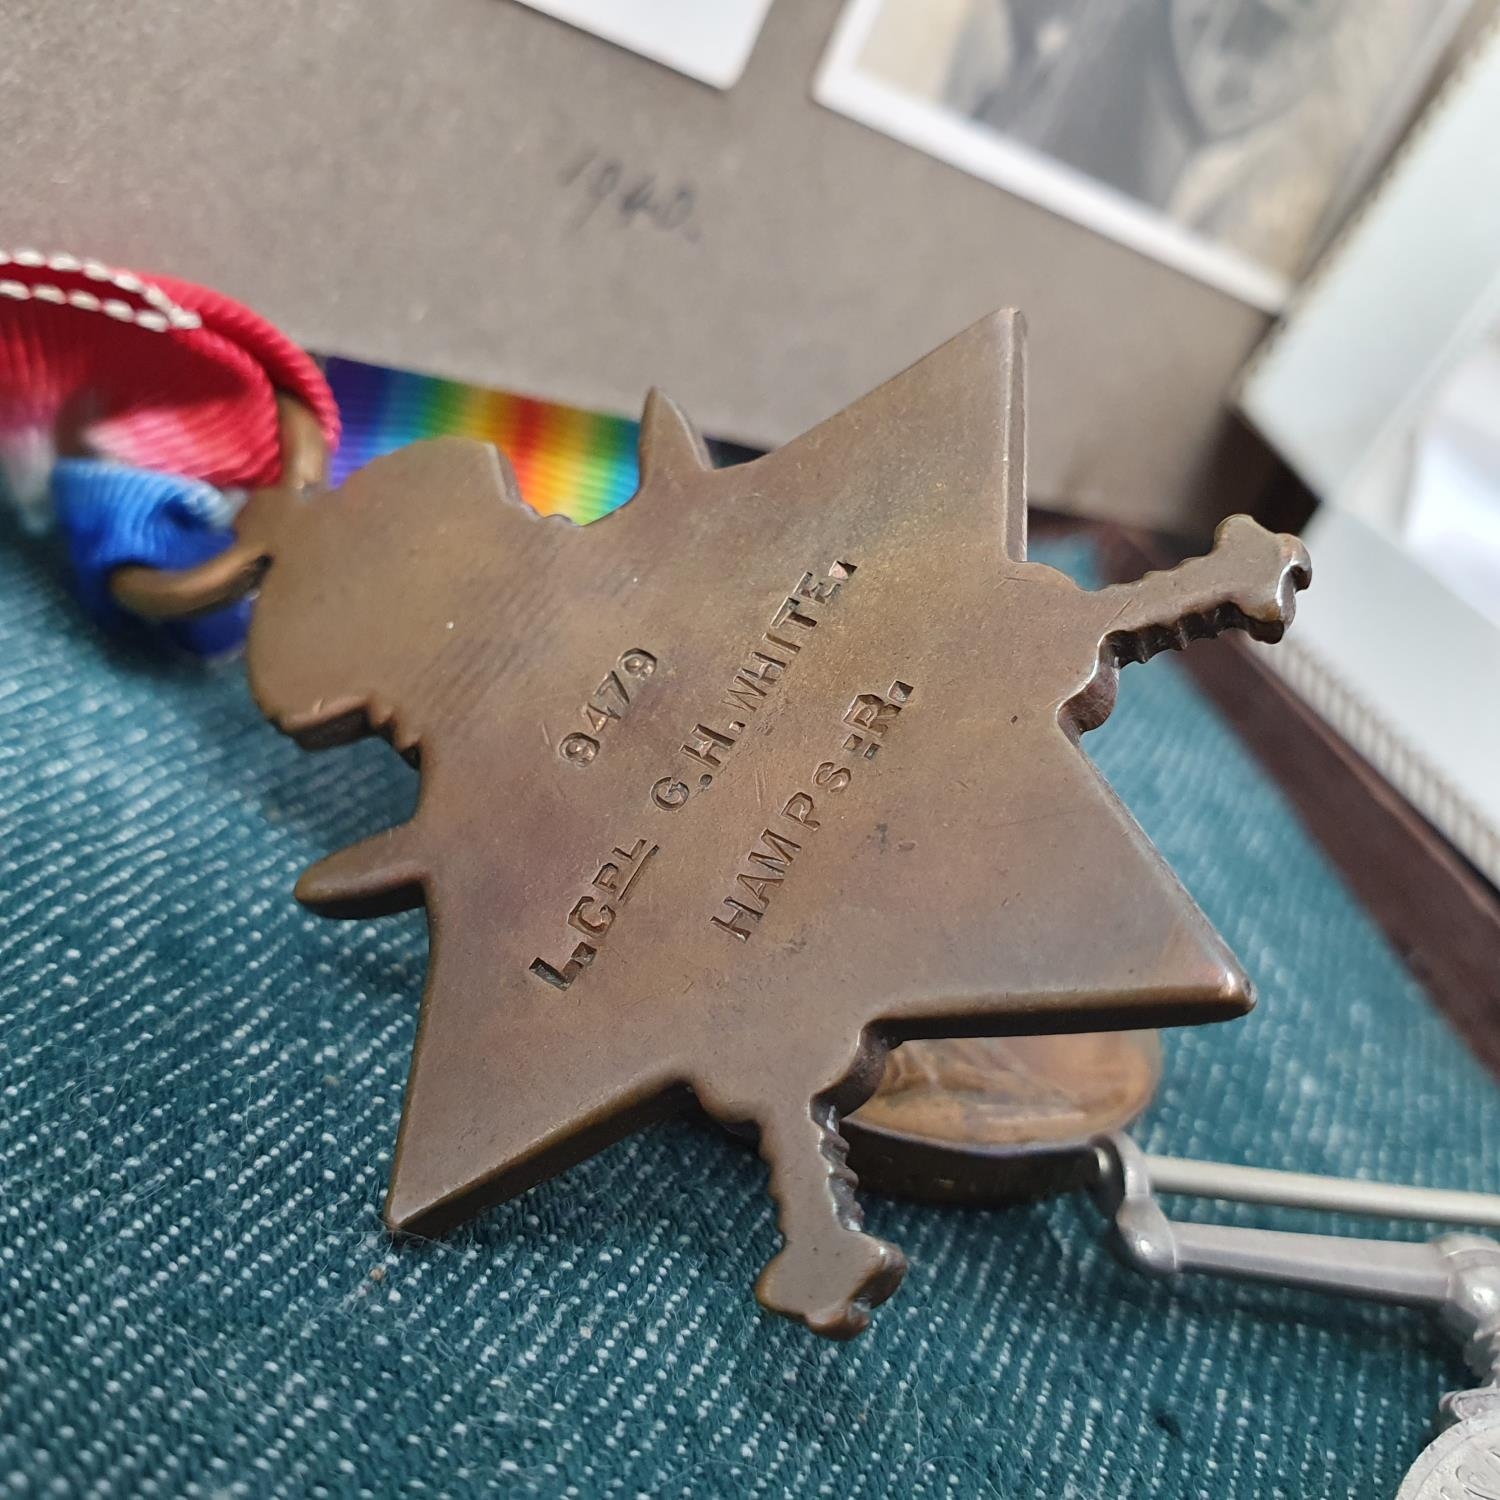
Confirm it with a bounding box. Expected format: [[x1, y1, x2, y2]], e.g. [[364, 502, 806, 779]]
[[513, 0, 776, 90], [816, 0, 1468, 309]]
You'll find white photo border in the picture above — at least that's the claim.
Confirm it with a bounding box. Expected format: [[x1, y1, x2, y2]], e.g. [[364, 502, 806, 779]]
[[817, 0, 1304, 313], [514, 0, 776, 90]]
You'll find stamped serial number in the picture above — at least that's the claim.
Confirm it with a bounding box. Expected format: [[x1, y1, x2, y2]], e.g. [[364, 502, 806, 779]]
[[557, 648, 658, 767]]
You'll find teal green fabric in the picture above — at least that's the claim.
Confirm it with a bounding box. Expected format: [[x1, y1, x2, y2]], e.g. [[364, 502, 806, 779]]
[[2, 522, 1496, 1499]]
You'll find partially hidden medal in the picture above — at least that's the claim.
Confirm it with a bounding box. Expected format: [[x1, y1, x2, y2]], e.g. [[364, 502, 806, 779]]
[[126, 311, 1310, 1337]]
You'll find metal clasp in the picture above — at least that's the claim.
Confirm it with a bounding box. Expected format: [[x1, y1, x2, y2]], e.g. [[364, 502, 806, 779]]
[[107, 393, 326, 619]]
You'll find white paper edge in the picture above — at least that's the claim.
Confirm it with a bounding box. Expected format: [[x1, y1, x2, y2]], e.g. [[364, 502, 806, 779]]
[[1240, 26, 1500, 499], [1236, 23, 1500, 882], [512, 0, 775, 90], [1256, 506, 1500, 890]]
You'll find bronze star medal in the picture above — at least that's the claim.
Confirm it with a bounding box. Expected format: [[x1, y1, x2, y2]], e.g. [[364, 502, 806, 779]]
[[145, 312, 1310, 1337]]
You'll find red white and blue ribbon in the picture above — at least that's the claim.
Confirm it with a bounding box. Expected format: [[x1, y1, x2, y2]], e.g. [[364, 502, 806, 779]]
[[0, 250, 338, 654]]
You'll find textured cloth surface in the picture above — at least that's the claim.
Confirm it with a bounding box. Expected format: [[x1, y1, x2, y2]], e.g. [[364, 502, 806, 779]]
[[2, 523, 1497, 1499]]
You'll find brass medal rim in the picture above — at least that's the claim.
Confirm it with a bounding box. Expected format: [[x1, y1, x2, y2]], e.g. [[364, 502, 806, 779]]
[[845, 1031, 1163, 1205]]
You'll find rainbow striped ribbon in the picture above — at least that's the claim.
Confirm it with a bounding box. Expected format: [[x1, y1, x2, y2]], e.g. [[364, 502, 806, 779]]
[[325, 357, 641, 526]]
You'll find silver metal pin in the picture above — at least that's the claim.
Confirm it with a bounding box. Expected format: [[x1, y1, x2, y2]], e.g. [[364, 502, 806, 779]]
[[1090, 1134, 1500, 1498], [1141, 1150, 1500, 1230]]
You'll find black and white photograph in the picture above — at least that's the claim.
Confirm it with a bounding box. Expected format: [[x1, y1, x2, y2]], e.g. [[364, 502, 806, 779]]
[[817, 0, 1469, 308]]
